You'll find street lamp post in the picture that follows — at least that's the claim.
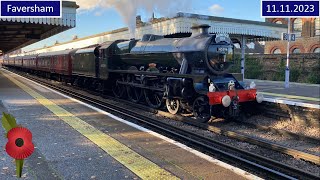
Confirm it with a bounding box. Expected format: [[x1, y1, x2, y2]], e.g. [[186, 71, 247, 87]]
[[285, 18, 291, 88]]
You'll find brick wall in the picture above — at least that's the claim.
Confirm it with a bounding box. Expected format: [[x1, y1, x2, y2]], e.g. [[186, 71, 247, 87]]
[[265, 18, 317, 36], [249, 53, 319, 69], [265, 18, 320, 54], [264, 36, 320, 54]]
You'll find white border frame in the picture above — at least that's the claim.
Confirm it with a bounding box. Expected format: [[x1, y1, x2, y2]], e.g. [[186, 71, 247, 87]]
[[0, 0, 62, 18], [261, 0, 320, 18]]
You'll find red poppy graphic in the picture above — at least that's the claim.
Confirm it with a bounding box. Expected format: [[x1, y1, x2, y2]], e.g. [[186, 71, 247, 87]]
[[5, 127, 34, 160], [2, 113, 35, 177]]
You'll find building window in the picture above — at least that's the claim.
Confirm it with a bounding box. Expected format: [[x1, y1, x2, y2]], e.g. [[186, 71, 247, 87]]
[[292, 48, 300, 53], [314, 47, 320, 53], [315, 18, 320, 36], [273, 48, 281, 54], [275, 20, 282, 24], [293, 18, 302, 32]]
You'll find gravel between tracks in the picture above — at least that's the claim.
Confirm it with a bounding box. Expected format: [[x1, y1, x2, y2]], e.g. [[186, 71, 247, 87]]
[[210, 120, 320, 156], [240, 115, 320, 139]]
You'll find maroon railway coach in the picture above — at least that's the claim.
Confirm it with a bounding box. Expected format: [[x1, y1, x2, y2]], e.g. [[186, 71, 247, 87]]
[[22, 54, 38, 71], [36, 49, 77, 80]]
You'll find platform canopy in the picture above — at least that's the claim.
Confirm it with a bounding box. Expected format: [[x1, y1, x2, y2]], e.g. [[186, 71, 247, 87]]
[[137, 13, 288, 42], [110, 12, 287, 42], [0, 1, 78, 53]]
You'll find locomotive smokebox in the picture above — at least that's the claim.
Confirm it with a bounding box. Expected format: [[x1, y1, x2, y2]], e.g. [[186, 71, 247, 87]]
[[191, 24, 210, 37]]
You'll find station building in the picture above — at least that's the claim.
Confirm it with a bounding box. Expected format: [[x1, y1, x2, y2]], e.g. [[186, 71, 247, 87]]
[[264, 18, 320, 54]]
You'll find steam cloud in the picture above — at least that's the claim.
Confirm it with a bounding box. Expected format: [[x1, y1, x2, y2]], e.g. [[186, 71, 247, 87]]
[[75, 0, 192, 38]]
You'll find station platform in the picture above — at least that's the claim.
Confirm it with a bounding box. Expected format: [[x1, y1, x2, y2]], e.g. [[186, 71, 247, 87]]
[[0, 69, 259, 179], [245, 79, 320, 109]]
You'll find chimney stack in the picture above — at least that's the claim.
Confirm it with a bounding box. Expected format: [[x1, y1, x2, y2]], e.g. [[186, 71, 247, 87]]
[[191, 24, 210, 37]]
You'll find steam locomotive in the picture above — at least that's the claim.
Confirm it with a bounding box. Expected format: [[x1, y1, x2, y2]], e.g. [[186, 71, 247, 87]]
[[2, 24, 263, 122]]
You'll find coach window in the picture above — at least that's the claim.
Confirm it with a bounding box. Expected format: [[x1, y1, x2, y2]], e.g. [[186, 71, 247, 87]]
[[315, 18, 320, 36], [314, 47, 320, 53], [292, 48, 300, 54], [273, 48, 281, 54]]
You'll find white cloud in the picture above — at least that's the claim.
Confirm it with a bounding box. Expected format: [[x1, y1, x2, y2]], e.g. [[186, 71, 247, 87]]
[[75, 0, 100, 11], [208, 4, 224, 15]]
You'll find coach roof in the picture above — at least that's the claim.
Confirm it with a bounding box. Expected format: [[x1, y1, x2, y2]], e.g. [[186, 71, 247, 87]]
[[38, 49, 77, 57]]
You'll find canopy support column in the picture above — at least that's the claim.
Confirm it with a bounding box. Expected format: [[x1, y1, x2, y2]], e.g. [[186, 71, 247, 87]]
[[241, 35, 246, 80]]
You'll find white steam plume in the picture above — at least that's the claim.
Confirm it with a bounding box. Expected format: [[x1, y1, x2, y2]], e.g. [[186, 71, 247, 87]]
[[75, 0, 193, 38]]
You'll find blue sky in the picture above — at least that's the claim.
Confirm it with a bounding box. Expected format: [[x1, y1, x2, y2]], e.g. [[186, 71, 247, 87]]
[[23, 0, 264, 52]]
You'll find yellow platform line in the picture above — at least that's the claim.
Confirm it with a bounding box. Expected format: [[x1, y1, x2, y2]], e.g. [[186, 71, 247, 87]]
[[2, 71, 179, 180], [261, 92, 320, 102]]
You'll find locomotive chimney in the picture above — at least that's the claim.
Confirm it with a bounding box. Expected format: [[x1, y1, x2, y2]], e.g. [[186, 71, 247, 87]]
[[191, 24, 210, 37]]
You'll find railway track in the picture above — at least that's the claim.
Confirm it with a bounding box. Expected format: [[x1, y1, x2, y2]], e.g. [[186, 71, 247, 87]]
[[3, 68, 320, 180], [156, 111, 320, 165]]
